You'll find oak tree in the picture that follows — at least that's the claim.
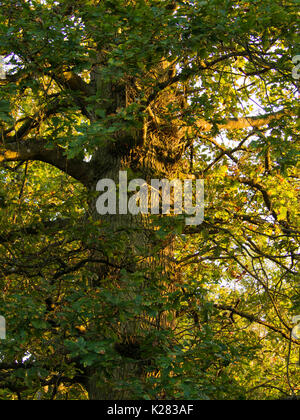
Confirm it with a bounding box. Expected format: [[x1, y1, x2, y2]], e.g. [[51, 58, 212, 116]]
[[0, 0, 299, 400]]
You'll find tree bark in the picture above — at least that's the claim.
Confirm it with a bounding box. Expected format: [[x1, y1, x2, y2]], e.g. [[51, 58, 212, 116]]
[[84, 159, 179, 400]]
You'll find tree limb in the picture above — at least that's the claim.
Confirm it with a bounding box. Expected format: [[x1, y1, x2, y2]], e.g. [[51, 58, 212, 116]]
[[0, 137, 94, 186], [214, 303, 299, 344], [184, 109, 293, 134]]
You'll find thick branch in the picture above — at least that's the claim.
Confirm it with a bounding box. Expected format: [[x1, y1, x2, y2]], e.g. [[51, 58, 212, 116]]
[[0, 138, 93, 186], [53, 71, 95, 119], [57, 71, 94, 97], [3, 97, 71, 144], [185, 110, 292, 134]]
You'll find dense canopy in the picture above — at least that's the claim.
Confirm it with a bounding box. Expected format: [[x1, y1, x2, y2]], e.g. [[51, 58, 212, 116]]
[[0, 0, 299, 400]]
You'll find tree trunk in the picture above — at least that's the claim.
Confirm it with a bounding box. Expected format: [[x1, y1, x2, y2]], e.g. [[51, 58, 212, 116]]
[[80, 56, 184, 400], [84, 158, 180, 400]]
